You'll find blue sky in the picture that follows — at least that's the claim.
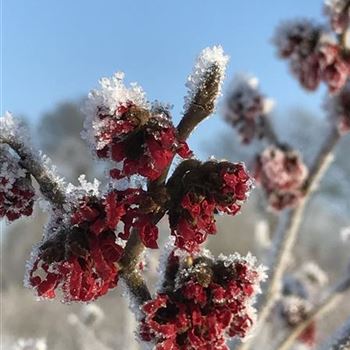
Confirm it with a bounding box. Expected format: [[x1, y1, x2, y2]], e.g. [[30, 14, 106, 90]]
[[2, 0, 327, 152]]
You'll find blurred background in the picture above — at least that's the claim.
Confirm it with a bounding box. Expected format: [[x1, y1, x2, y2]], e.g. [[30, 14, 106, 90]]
[[2, 0, 350, 349]]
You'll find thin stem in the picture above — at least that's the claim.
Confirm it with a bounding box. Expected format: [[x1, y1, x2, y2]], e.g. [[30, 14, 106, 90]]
[[259, 115, 280, 145], [276, 275, 350, 350], [236, 127, 340, 350]]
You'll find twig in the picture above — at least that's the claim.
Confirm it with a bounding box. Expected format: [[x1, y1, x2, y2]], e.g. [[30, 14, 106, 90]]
[[236, 127, 341, 350], [276, 275, 350, 350], [0, 137, 66, 208], [119, 63, 225, 306]]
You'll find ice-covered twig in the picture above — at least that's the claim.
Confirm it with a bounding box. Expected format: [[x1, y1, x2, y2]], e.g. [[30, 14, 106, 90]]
[[276, 274, 350, 350], [119, 47, 229, 306], [178, 45, 229, 141], [0, 112, 66, 208], [119, 229, 152, 305], [236, 127, 341, 350]]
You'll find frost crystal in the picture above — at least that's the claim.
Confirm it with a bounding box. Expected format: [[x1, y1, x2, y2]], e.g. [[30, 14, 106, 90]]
[[140, 251, 267, 349], [0, 145, 35, 221], [184, 45, 229, 112], [82, 72, 148, 150]]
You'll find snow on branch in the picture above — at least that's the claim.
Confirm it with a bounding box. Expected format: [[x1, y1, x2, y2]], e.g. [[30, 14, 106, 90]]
[[178, 45, 229, 140]]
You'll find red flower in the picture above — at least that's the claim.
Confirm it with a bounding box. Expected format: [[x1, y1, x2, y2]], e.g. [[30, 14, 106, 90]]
[[168, 161, 252, 252], [89, 102, 192, 181], [139, 252, 266, 349], [0, 147, 35, 222], [28, 230, 123, 302], [255, 146, 308, 210]]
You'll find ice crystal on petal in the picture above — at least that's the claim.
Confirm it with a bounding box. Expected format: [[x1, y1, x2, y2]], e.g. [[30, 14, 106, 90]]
[[140, 251, 267, 349]]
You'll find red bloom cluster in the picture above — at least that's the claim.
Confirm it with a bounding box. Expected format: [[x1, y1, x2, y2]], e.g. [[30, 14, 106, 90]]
[[92, 103, 191, 180], [326, 81, 350, 134], [274, 20, 349, 93], [139, 253, 266, 350], [0, 147, 35, 221], [324, 0, 350, 34], [27, 189, 160, 302], [254, 146, 308, 210], [224, 76, 274, 144], [167, 160, 252, 252]]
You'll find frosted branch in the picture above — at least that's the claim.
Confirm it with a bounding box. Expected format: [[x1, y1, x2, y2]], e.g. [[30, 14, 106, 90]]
[[0, 113, 66, 208], [237, 127, 341, 350]]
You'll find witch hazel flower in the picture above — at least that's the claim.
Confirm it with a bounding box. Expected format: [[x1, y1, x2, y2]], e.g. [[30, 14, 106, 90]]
[[0, 145, 35, 221], [273, 19, 350, 93], [139, 251, 267, 350], [325, 80, 350, 134], [254, 145, 308, 211], [324, 0, 350, 34], [26, 193, 126, 302], [223, 74, 275, 144], [26, 181, 166, 302], [167, 159, 252, 252], [82, 72, 191, 181]]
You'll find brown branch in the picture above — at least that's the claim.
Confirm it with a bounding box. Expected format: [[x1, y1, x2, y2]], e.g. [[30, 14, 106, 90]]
[[119, 63, 225, 306], [276, 275, 350, 350], [236, 127, 341, 350], [0, 137, 66, 208], [258, 115, 280, 145]]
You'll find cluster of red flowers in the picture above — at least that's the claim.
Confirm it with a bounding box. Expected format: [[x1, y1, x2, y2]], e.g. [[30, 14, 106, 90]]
[[326, 81, 350, 134], [167, 160, 252, 252], [0, 146, 35, 221], [92, 103, 191, 181], [324, 0, 350, 34], [274, 19, 349, 93], [254, 146, 308, 210], [27, 189, 160, 302], [224, 76, 273, 144], [139, 252, 266, 350]]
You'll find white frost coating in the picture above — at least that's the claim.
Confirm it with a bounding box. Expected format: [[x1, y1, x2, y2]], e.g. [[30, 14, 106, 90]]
[[81, 71, 149, 151], [217, 251, 268, 294], [184, 45, 229, 112], [1, 112, 66, 211], [0, 111, 30, 145], [12, 338, 47, 350]]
